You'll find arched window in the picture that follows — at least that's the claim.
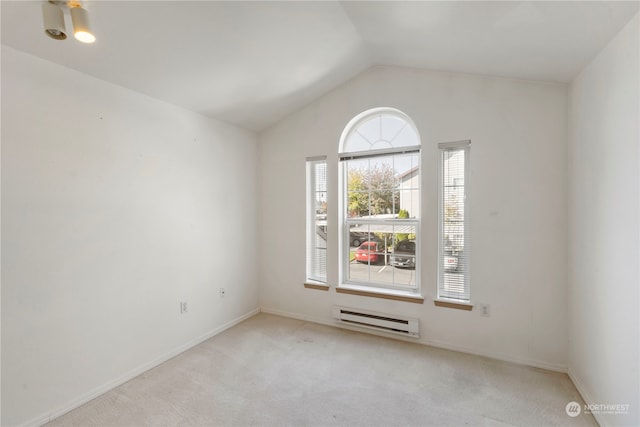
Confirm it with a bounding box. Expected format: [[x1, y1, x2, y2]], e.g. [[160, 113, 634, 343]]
[[340, 108, 421, 154], [339, 108, 421, 292]]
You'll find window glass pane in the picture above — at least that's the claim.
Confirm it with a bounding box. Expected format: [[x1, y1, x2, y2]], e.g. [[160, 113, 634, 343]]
[[392, 124, 420, 148], [345, 131, 372, 153], [347, 158, 370, 219], [347, 190, 370, 219], [369, 156, 397, 190], [380, 115, 408, 144], [370, 189, 395, 216], [347, 225, 417, 289], [347, 155, 418, 219], [369, 156, 397, 217], [397, 189, 417, 218], [391, 190, 401, 216], [348, 225, 378, 248], [396, 153, 419, 218], [394, 153, 419, 176], [356, 115, 381, 145]]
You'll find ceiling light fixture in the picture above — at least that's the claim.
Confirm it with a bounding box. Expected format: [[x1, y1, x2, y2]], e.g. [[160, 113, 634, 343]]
[[70, 5, 95, 43], [42, 2, 67, 40], [41, 1, 96, 44]]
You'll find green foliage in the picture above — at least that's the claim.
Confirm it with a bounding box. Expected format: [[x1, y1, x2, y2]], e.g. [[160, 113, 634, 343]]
[[347, 164, 399, 217], [347, 170, 369, 217]]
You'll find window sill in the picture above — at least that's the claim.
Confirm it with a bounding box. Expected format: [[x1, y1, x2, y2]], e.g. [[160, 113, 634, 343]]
[[434, 299, 473, 311], [304, 282, 330, 291], [336, 284, 424, 304]]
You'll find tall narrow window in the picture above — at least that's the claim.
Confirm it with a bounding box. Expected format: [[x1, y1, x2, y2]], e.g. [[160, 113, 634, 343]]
[[306, 157, 327, 283], [438, 141, 470, 301], [339, 108, 421, 292]]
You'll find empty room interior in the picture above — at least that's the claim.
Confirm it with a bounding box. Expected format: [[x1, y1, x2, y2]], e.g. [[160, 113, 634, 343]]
[[1, 1, 639, 426]]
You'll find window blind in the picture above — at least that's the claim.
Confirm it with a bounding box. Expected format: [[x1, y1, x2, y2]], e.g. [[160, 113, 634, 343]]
[[438, 141, 470, 301], [306, 157, 327, 283]]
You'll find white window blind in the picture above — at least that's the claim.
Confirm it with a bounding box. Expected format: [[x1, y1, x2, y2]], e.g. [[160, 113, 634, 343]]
[[438, 141, 470, 301], [306, 157, 327, 283]]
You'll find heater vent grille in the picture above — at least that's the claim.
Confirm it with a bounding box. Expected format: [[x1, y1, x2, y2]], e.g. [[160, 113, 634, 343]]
[[333, 306, 419, 338]]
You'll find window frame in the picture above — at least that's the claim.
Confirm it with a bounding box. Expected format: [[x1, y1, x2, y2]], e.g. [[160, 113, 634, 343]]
[[338, 108, 422, 293], [437, 140, 471, 302]]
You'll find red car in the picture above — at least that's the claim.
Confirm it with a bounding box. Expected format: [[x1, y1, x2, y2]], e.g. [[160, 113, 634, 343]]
[[355, 241, 385, 264]]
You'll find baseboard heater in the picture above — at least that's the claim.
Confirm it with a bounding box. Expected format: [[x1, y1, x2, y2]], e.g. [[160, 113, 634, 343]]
[[332, 306, 419, 338]]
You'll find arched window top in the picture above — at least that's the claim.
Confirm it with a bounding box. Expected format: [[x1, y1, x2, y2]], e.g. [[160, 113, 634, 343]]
[[339, 107, 421, 155]]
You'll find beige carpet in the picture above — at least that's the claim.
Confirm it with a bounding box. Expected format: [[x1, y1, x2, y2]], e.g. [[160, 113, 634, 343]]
[[46, 313, 596, 427]]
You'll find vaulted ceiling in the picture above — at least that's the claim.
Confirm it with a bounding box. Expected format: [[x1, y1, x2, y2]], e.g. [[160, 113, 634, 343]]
[[2, 1, 638, 131]]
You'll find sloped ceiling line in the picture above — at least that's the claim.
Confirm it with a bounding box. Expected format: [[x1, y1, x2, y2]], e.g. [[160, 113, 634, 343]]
[[1, 1, 638, 131]]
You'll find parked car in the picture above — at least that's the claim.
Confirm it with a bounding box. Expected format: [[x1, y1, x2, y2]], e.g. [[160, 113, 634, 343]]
[[350, 232, 381, 247], [350, 232, 367, 247], [390, 239, 415, 269], [355, 241, 385, 264]]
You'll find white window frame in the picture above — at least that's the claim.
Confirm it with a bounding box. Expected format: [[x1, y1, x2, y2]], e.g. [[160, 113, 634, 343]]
[[338, 108, 421, 293], [437, 140, 471, 302], [306, 156, 327, 283]]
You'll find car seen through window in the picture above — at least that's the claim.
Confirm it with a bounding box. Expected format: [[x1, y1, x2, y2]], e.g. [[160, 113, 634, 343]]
[[355, 241, 385, 265], [390, 239, 415, 269]]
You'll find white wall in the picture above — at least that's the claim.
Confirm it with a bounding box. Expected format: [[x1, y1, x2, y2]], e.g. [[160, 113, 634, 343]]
[[568, 13, 639, 427], [1, 46, 259, 426], [258, 65, 568, 371]]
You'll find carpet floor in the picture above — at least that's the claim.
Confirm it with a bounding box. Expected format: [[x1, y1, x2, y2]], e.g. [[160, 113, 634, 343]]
[[46, 313, 597, 427]]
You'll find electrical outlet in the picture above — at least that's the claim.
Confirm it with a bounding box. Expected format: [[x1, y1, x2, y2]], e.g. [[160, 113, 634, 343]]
[[220, 288, 226, 298], [480, 304, 490, 317], [180, 301, 188, 314]]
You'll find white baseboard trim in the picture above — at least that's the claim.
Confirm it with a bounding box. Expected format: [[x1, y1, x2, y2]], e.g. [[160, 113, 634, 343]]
[[260, 307, 567, 373], [260, 307, 335, 327], [24, 308, 260, 427], [423, 338, 567, 373], [568, 368, 605, 427]]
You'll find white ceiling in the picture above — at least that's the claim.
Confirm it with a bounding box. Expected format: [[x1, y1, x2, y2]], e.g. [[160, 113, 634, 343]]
[[2, 1, 638, 131]]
